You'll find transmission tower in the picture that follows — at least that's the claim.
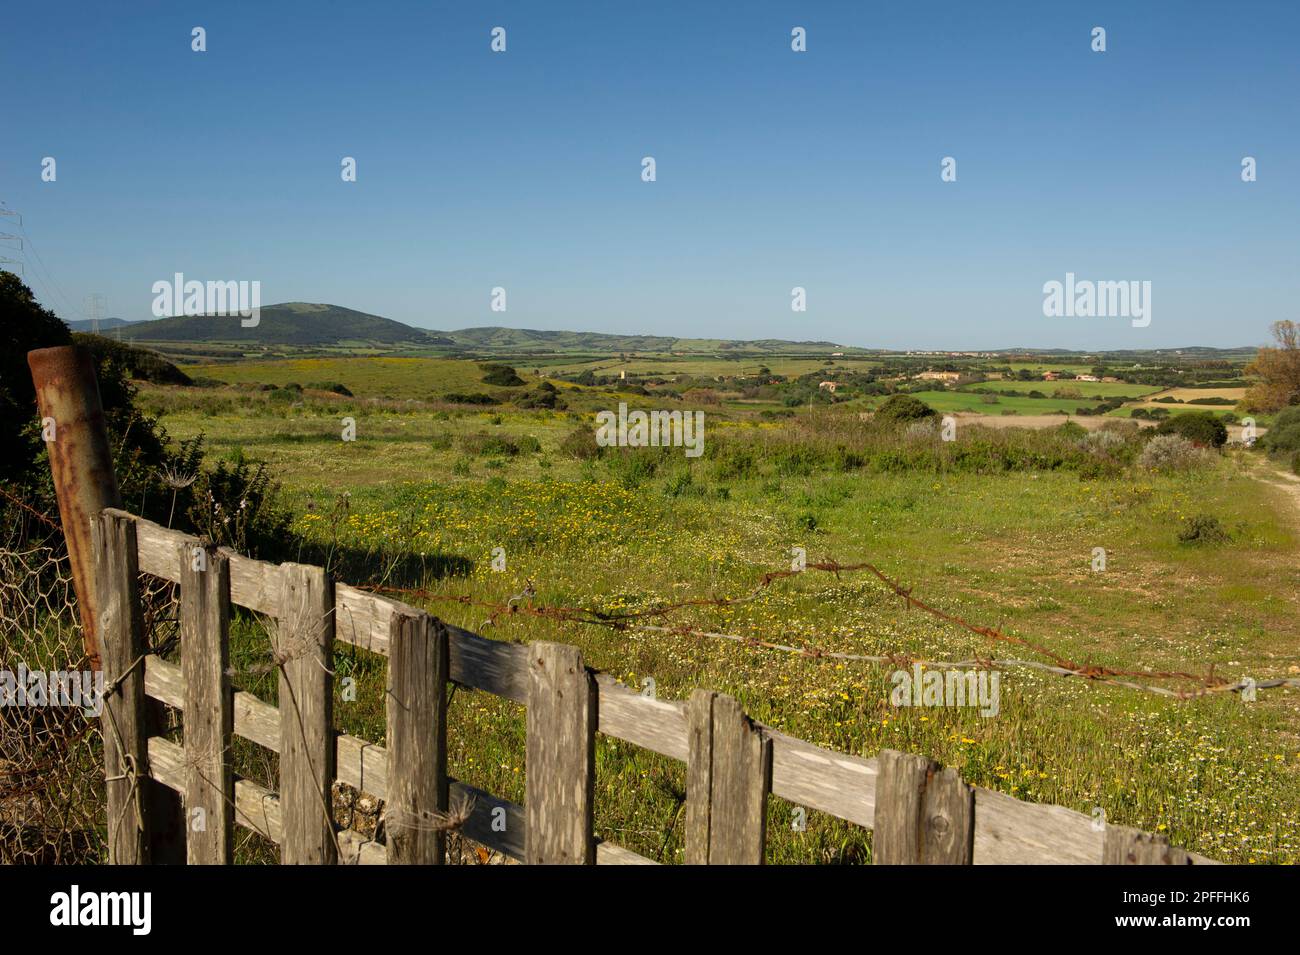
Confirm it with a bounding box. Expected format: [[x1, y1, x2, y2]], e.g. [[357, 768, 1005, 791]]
[[85, 293, 107, 334]]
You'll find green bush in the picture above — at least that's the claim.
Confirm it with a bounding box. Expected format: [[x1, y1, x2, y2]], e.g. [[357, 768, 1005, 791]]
[[460, 431, 519, 457], [479, 363, 524, 387], [1177, 514, 1230, 545], [874, 394, 937, 424], [1260, 406, 1300, 459], [306, 381, 353, 396], [559, 426, 601, 460], [1155, 412, 1227, 448]]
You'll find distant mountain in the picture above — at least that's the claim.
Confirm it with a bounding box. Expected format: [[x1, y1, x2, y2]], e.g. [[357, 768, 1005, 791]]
[[117, 302, 856, 353], [118, 302, 430, 345], [65, 317, 140, 332], [435, 326, 852, 354]]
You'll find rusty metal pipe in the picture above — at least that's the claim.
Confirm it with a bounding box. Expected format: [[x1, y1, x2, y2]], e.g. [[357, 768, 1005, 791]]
[[27, 345, 122, 671]]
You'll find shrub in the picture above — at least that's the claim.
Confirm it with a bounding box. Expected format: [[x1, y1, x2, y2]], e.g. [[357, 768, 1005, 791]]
[[430, 432, 453, 451], [444, 392, 499, 406], [1260, 406, 1300, 459], [1177, 514, 1230, 545], [516, 435, 542, 453], [517, 387, 565, 410], [460, 431, 519, 457], [479, 363, 524, 387], [306, 381, 353, 396], [874, 394, 937, 423], [1155, 411, 1227, 448], [1137, 434, 1210, 472], [559, 426, 600, 460]]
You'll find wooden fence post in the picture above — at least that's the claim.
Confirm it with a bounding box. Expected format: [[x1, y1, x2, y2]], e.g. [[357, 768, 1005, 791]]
[[1103, 825, 1192, 865], [385, 610, 449, 864], [29, 346, 122, 672], [276, 563, 337, 864], [179, 542, 233, 864], [873, 749, 974, 864], [94, 510, 150, 864], [686, 689, 771, 865], [525, 642, 596, 864]]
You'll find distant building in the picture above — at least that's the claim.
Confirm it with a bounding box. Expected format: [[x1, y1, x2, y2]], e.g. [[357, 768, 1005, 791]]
[[818, 381, 838, 393], [1043, 372, 1060, 381], [917, 371, 961, 382], [1075, 374, 1100, 382]]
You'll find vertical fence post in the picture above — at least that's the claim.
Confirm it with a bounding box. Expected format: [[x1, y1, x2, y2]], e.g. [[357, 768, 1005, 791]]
[[94, 510, 150, 863], [276, 563, 337, 865], [873, 749, 974, 864], [685, 689, 771, 865], [385, 610, 449, 864], [1103, 826, 1192, 865], [180, 542, 233, 864], [525, 642, 596, 864], [28, 346, 121, 672]]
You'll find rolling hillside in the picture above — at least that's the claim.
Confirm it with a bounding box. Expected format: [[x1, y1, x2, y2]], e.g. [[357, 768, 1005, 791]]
[[119, 302, 432, 345]]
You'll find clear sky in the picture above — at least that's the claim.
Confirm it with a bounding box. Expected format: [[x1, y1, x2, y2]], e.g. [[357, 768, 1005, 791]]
[[2, 0, 1297, 350]]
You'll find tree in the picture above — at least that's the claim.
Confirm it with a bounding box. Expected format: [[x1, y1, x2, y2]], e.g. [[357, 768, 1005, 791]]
[[0, 271, 72, 482], [1244, 320, 1300, 412]]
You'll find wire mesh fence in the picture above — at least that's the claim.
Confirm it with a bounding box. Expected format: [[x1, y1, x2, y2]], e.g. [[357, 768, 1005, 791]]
[[0, 540, 103, 863]]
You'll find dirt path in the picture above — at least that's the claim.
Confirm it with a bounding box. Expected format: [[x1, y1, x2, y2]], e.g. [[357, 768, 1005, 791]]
[[1247, 455, 1300, 531]]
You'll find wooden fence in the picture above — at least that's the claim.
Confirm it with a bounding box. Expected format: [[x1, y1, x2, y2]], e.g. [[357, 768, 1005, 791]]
[[92, 507, 1218, 866]]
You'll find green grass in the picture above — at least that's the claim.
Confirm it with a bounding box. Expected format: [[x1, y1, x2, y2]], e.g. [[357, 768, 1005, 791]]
[[964, 380, 1161, 399], [882, 390, 1099, 415], [135, 362, 1300, 864]]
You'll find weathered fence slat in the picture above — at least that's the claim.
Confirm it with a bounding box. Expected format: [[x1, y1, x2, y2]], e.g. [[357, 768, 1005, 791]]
[[525, 642, 596, 864], [1103, 825, 1193, 865], [179, 542, 234, 864], [385, 610, 449, 864], [95, 511, 150, 864], [873, 749, 974, 864], [276, 563, 337, 864], [686, 689, 771, 865]]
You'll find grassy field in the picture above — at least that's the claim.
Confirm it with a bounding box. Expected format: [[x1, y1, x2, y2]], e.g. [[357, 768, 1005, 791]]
[[131, 363, 1300, 866], [964, 380, 1162, 399], [876, 389, 1102, 416]]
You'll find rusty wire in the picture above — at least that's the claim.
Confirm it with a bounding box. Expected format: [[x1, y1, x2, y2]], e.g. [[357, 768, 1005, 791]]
[[362, 559, 1299, 700]]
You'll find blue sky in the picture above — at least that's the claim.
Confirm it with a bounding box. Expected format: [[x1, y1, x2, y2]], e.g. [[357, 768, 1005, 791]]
[[2, 0, 1297, 350]]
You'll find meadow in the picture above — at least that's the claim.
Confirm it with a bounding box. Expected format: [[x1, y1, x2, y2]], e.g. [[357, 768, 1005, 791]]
[[133, 356, 1300, 864]]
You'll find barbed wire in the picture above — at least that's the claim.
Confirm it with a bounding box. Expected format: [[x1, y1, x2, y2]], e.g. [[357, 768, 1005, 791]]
[[362, 559, 1300, 700]]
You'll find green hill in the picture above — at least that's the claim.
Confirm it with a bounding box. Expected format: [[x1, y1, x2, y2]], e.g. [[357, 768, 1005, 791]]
[[120, 302, 430, 345]]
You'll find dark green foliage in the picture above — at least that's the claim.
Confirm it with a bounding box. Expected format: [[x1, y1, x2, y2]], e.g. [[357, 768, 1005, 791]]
[[443, 392, 500, 405], [517, 387, 566, 409], [479, 363, 525, 387], [1260, 406, 1300, 460], [1155, 412, 1228, 448], [306, 381, 353, 396], [874, 394, 937, 423], [1, 271, 71, 483], [72, 333, 192, 385]]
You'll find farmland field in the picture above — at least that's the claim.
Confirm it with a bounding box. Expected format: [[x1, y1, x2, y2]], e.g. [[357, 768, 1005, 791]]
[[133, 357, 1300, 865]]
